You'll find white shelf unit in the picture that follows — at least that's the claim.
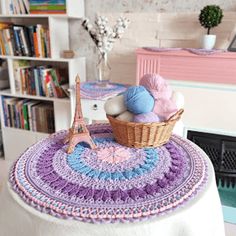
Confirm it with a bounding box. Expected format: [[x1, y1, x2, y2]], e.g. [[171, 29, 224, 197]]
[[0, 1, 85, 161]]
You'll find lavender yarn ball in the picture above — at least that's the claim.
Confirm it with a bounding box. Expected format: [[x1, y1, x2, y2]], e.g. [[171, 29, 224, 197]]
[[124, 86, 154, 114], [133, 112, 161, 123]]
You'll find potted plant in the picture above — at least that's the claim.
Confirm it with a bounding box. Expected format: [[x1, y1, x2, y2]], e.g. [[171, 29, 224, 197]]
[[199, 5, 223, 50]]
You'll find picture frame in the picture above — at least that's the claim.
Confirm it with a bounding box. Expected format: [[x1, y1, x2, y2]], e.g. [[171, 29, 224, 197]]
[[228, 35, 236, 52]]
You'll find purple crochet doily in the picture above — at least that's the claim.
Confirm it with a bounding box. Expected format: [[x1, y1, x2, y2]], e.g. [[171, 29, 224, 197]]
[[143, 47, 226, 55], [80, 82, 128, 100], [9, 124, 208, 223]]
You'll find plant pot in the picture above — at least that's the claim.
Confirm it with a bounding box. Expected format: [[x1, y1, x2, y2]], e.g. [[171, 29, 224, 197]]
[[202, 35, 216, 50]]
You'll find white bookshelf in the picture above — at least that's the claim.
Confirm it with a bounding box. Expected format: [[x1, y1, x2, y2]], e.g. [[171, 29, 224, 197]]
[[0, 0, 85, 160]]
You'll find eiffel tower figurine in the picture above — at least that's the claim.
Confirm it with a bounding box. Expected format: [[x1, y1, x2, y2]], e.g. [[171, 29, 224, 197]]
[[64, 75, 96, 154]]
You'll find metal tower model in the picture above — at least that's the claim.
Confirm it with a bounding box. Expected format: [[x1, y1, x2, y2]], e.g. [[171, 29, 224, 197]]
[[64, 75, 96, 153]]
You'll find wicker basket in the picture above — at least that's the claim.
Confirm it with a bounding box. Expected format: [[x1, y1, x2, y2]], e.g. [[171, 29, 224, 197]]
[[107, 109, 184, 148]]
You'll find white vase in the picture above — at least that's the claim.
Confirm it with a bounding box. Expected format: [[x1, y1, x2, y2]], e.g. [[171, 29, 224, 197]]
[[202, 35, 216, 50]]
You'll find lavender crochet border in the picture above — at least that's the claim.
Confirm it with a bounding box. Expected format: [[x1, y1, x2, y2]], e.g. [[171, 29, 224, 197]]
[[80, 82, 128, 100], [142, 47, 226, 55], [9, 124, 209, 224]]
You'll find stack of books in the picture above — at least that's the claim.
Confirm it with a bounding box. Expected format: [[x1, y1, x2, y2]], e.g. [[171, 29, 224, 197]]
[[13, 60, 68, 98], [0, 23, 50, 57], [29, 0, 66, 14], [2, 97, 55, 133], [5, 0, 30, 14]]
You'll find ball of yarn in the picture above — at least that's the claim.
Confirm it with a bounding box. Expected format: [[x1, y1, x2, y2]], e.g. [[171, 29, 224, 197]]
[[124, 86, 154, 114], [116, 111, 134, 122], [104, 94, 127, 116], [140, 74, 172, 100], [133, 112, 161, 123], [153, 98, 178, 120], [171, 91, 184, 109]]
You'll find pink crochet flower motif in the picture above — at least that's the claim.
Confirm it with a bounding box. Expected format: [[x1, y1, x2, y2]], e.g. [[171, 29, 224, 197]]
[[97, 147, 131, 164]]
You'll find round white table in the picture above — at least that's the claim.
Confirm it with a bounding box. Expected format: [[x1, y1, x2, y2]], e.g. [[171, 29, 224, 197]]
[[0, 126, 225, 236]]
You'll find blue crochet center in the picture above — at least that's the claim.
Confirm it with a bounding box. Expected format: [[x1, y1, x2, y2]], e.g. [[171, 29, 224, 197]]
[[67, 137, 159, 181], [81, 82, 127, 92]]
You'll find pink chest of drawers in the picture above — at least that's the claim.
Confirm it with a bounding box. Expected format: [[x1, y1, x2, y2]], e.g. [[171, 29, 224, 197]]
[[136, 48, 236, 85]]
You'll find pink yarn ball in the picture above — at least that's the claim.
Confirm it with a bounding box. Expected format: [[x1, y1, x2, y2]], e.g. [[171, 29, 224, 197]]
[[140, 74, 172, 100], [133, 112, 161, 123], [153, 98, 178, 120]]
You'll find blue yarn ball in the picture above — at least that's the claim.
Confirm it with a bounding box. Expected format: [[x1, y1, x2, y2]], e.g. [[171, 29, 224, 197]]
[[124, 86, 154, 114]]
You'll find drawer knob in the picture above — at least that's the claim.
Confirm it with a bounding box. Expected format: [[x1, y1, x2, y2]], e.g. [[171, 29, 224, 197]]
[[93, 104, 98, 110]]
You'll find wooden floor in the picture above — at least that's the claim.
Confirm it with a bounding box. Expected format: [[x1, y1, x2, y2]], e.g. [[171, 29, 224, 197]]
[[0, 158, 235, 236]]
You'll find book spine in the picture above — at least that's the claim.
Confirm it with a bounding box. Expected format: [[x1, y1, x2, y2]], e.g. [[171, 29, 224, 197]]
[[24, 27, 34, 57], [40, 27, 45, 58], [7, 104, 12, 127], [17, 0, 26, 14], [10, 103, 16, 128], [14, 102, 20, 128], [20, 68, 26, 94], [12, 27, 22, 56], [9, 28, 17, 56], [17, 27, 27, 56], [9, 0, 14, 14], [2, 97, 9, 127], [13, 0, 20, 14], [2, 30, 9, 55], [20, 27, 30, 56], [30, 69, 36, 95], [47, 107, 54, 133], [22, 0, 30, 14], [14, 67, 21, 92], [19, 101, 24, 129], [22, 103, 29, 130], [31, 105, 37, 131], [5, 29, 14, 56], [46, 30, 51, 58], [0, 31, 6, 55], [33, 26, 39, 57], [25, 68, 30, 95], [35, 105, 40, 132], [27, 103, 32, 130], [36, 24, 42, 58], [33, 68, 40, 96]]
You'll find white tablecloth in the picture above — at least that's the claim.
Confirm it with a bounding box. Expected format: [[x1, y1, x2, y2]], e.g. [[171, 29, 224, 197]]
[[0, 152, 225, 236]]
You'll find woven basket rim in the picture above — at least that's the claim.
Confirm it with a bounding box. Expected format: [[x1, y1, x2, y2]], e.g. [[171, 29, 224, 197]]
[[107, 109, 184, 127]]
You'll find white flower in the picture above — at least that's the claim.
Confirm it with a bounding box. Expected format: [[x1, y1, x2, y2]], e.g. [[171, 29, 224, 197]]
[[82, 15, 130, 54], [87, 23, 93, 30]]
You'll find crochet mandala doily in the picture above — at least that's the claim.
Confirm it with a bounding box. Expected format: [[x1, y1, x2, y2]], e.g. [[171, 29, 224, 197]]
[[80, 82, 128, 100], [9, 124, 208, 223]]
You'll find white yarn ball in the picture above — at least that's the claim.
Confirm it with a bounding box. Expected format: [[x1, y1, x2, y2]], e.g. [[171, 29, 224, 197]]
[[116, 111, 134, 122], [171, 91, 185, 109], [104, 95, 127, 116]]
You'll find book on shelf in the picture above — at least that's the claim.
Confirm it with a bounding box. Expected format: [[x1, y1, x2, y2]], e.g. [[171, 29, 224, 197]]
[[13, 61, 68, 98], [0, 22, 50, 57], [2, 96, 55, 133], [29, 0, 66, 14], [5, 0, 30, 14]]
